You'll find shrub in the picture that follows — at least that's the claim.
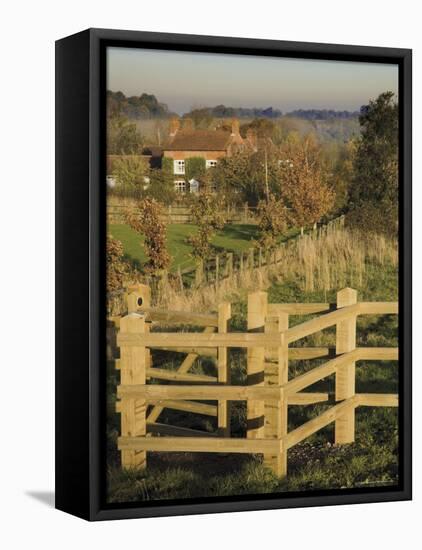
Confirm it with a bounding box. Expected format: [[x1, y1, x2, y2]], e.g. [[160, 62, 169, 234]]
[[126, 198, 171, 275], [106, 235, 129, 292]]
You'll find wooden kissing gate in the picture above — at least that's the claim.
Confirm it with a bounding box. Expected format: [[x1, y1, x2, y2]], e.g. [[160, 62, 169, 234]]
[[112, 284, 398, 477]]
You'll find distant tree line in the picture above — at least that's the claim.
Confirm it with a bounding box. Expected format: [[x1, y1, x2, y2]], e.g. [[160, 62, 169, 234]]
[[213, 104, 283, 118], [184, 107, 359, 121], [107, 91, 176, 119], [285, 109, 359, 120]]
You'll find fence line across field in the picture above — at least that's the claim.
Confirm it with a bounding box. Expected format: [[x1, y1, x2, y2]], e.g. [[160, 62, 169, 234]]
[[110, 282, 398, 477], [184, 214, 346, 288], [107, 201, 257, 225], [106, 214, 346, 312]]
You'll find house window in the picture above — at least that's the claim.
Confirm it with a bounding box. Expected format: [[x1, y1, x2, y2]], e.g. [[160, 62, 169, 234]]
[[174, 160, 185, 175], [206, 160, 218, 169], [174, 180, 186, 193]]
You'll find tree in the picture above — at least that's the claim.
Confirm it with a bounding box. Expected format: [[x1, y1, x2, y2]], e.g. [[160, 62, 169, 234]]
[[211, 150, 284, 206], [107, 90, 174, 119], [256, 194, 288, 250], [113, 155, 149, 190], [281, 135, 335, 233], [107, 115, 143, 154], [184, 108, 214, 129], [148, 169, 176, 205], [240, 118, 276, 138], [188, 190, 226, 261], [348, 91, 398, 236], [328, 141, 355, 213], [126, 198, 171, 275]]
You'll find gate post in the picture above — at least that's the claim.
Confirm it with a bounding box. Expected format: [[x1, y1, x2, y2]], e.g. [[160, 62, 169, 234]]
[[127, 283, 151, 369], [247, 292, 267, 439], [119, 313, 147, 469], [218, 302, 232, 437], [264, 312, 288, 476], [335, 287, 357, 444]]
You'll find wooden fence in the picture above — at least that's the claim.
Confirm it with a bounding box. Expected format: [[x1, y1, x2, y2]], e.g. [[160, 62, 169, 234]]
[[189, 214, 345, 288], [108, 201, 257, 225], [112, 283, 398, 476]]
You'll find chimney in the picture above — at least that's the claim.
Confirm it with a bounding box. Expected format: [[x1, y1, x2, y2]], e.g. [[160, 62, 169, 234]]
[[231, 118, 240, 136], [182, 117, 194, 131], [246, 128, 258, 151], [169, 117, 180, 138]]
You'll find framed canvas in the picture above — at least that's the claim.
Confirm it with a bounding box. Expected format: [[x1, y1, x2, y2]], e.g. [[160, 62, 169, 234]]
[[55, 28, 412, 521]]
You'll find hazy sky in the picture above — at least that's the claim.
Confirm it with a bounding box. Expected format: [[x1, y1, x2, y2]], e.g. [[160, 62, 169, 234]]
[[107, 47, 398, 115]]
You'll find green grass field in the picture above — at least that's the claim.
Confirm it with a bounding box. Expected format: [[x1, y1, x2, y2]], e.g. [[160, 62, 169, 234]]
[[108, 222, 300, 272]]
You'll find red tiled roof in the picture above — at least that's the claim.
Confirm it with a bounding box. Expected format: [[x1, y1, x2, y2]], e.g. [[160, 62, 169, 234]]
[[164, 130, 232, 151]]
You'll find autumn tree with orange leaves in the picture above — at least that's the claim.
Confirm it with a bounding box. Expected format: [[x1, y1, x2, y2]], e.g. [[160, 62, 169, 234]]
[[256, 194, 288, 250], [280, 135, 336, 234]]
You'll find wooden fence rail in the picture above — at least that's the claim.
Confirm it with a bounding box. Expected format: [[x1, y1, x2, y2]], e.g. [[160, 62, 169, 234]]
[[113, 284, 398, 477]]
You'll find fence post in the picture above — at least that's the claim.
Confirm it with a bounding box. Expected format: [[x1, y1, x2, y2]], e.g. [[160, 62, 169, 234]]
[[119, 313, 147, 469], [240, 252, 244, 273], [258, 248, 263, 268], [247, 291, 268, 439], [218, 302, 232, 437], [127, 284, 151, 368], [248, 248, 254, 271], [177, 266, 184, 292], [335, 287, 357, 444], [226, 252, 233, 279], [215, 255, 220, 289], [195, 259, 204, 287], [264, 312, 288, 476]]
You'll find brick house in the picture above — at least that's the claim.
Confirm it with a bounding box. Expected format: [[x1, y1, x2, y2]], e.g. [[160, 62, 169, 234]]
[[106, 117, 272, 194], [162, 117, 253, 193]]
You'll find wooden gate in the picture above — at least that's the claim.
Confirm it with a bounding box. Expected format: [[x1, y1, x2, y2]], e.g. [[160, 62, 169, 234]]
[[113, 284, 398, 477]]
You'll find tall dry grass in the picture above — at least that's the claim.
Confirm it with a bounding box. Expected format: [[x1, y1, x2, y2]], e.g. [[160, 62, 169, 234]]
[[155, 227, 398, 312]]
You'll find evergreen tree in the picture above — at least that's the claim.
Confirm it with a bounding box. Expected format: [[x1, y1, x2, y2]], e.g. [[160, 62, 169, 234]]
[[348, 92, 398, 235]]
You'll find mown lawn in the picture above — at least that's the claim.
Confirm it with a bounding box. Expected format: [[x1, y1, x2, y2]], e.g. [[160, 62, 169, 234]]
[[108, 222, 301, 272], [106, 256, 399, 503]]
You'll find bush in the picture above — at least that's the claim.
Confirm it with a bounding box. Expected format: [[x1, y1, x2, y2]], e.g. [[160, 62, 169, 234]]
[[126, 198, 171, 274], [106, 235, 128, 292]]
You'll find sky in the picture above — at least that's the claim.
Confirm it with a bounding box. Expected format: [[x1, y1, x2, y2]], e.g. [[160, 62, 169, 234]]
[[107, 47, 398, 115]]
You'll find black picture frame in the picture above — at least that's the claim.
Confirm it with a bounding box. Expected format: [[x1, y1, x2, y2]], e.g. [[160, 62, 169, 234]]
[[55, 28, 412, 521]]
